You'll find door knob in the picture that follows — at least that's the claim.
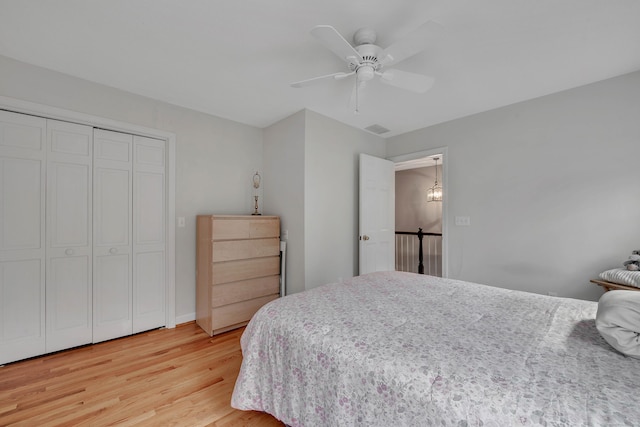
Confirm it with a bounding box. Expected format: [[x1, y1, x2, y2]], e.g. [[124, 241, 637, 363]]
[[362, 235, 370, 241]]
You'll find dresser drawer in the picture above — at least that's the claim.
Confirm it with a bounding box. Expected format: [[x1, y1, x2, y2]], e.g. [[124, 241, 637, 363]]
[[211, 216, 279, 240], [211, 275, 279, 307], [211, 256, 280, 284], [211, 294, 279, 331], [212, 237, 279, 262]]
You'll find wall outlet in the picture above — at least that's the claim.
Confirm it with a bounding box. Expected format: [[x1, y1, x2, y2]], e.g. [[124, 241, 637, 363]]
[[455, 216, 471, 226], [283, 229, 289, 240]]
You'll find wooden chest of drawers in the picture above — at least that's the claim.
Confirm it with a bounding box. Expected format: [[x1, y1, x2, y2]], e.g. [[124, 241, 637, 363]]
[[196, 215, 280, 335]]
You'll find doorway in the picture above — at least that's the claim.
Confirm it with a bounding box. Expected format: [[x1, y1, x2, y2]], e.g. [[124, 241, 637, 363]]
[[389, 148, 448, 278]]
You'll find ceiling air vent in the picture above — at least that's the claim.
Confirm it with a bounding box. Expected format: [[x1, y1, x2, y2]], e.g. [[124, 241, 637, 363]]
[[364, 124, 390, 135]]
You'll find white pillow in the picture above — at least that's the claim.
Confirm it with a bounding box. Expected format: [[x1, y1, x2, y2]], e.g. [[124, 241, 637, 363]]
[[596, 290, 640, 359], [599, 268, 640, 288]]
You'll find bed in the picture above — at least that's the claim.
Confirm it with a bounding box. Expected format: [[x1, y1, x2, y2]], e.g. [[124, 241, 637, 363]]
[[231, 271, 640, 426]]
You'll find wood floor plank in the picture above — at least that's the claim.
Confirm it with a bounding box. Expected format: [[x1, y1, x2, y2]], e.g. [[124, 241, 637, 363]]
[[0, 323, 284, 426]]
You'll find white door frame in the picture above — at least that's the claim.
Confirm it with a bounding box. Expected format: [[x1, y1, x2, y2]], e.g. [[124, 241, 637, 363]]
[[0, 95, 177, 329], [387, 147, 449, 278]]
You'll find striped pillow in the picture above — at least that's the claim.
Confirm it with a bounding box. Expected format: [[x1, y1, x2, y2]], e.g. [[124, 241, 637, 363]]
[[599, 268, 640, 289]]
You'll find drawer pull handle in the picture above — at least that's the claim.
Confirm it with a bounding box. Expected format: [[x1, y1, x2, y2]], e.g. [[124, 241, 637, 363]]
[[109, 247, 118, 254], [65, 248, 74, 256]]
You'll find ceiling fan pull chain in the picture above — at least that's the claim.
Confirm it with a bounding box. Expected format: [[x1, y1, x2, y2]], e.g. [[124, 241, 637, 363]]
[[355, 77, 360, 114]]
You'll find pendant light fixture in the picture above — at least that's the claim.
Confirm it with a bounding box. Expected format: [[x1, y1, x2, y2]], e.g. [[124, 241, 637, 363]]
[[427, 156, 442, 202]]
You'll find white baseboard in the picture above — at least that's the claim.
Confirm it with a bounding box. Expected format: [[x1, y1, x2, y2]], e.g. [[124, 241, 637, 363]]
[[175, 312, 196, 325]]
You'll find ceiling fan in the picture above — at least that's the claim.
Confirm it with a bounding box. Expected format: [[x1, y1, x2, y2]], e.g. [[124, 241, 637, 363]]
[[291, 22, 442, 112]]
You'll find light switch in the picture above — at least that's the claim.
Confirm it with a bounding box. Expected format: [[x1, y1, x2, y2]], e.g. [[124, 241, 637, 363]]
[[177, 217, 186, 228], [455, 216, 471, 226]]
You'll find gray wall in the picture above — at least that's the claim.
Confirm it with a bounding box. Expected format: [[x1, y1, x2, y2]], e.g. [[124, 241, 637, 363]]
[[264, 109, 386, 293], [387, 70, 640, 301], [305, 110, 386, 289], [0, 55, 263, 322], [263, 111, 306, 295], [396, 166, 443, 234]]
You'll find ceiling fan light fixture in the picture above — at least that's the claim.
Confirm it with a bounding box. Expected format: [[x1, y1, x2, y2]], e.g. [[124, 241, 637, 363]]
[[357, 65, 375, 81]]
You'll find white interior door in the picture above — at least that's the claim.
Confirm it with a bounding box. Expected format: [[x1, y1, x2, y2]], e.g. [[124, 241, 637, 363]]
[[359, 153, 395, 274], [46, 120, 93, 352], [93, 129, 133, 343], [0, 110, 47, 364], [132, 135, 166, 333]]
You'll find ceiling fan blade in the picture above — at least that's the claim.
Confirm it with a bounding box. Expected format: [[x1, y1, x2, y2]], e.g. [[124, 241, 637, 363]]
[[290, 71, 354, 88], [311, 25, 363, 63], [379, 21, 443, 67], [379, 69, 435, 93]]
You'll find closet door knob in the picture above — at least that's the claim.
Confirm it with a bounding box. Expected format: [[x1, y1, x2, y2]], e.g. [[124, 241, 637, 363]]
[[109, 247, 118, 254], [65, 248, 74, 255]]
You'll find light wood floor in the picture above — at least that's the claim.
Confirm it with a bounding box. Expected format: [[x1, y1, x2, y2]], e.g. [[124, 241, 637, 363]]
[[0, 322, 284, 426]]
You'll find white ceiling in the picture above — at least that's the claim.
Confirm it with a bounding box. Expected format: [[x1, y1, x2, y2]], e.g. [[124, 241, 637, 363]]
[[1, 1, 639, 138]]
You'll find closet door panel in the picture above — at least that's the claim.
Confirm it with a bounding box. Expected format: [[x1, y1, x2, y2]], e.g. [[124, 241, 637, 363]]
[[1, 260, 42, 338], [46, 256, 91, 348], [135, 172, 165, 244], [95, 137, 130, 162], [133, 251, 165, 332], [132, 136, 165, 333], [0, 110, 46, 364], [94, 253, 131, 339], [93, 129, 133, 343], [48, 164, 90, 246], [50, 128, 91, 156], [95, 169, 131, 246], [0, 259, 44, 364], [46, 120, 93, 353], [134, 141, 164, 166], [1, 158, 42, 250]]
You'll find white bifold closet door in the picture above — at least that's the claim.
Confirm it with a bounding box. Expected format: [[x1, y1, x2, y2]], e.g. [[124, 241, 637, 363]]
[[45, 120, 93, 353], [0, 112, 167, 364], [131, 135, 166, 334], [93, 129, 165, 343], [0, 111, 47, 364]]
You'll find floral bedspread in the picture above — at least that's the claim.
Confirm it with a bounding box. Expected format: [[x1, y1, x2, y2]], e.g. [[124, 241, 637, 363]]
[[231, 271, 640, 426]]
